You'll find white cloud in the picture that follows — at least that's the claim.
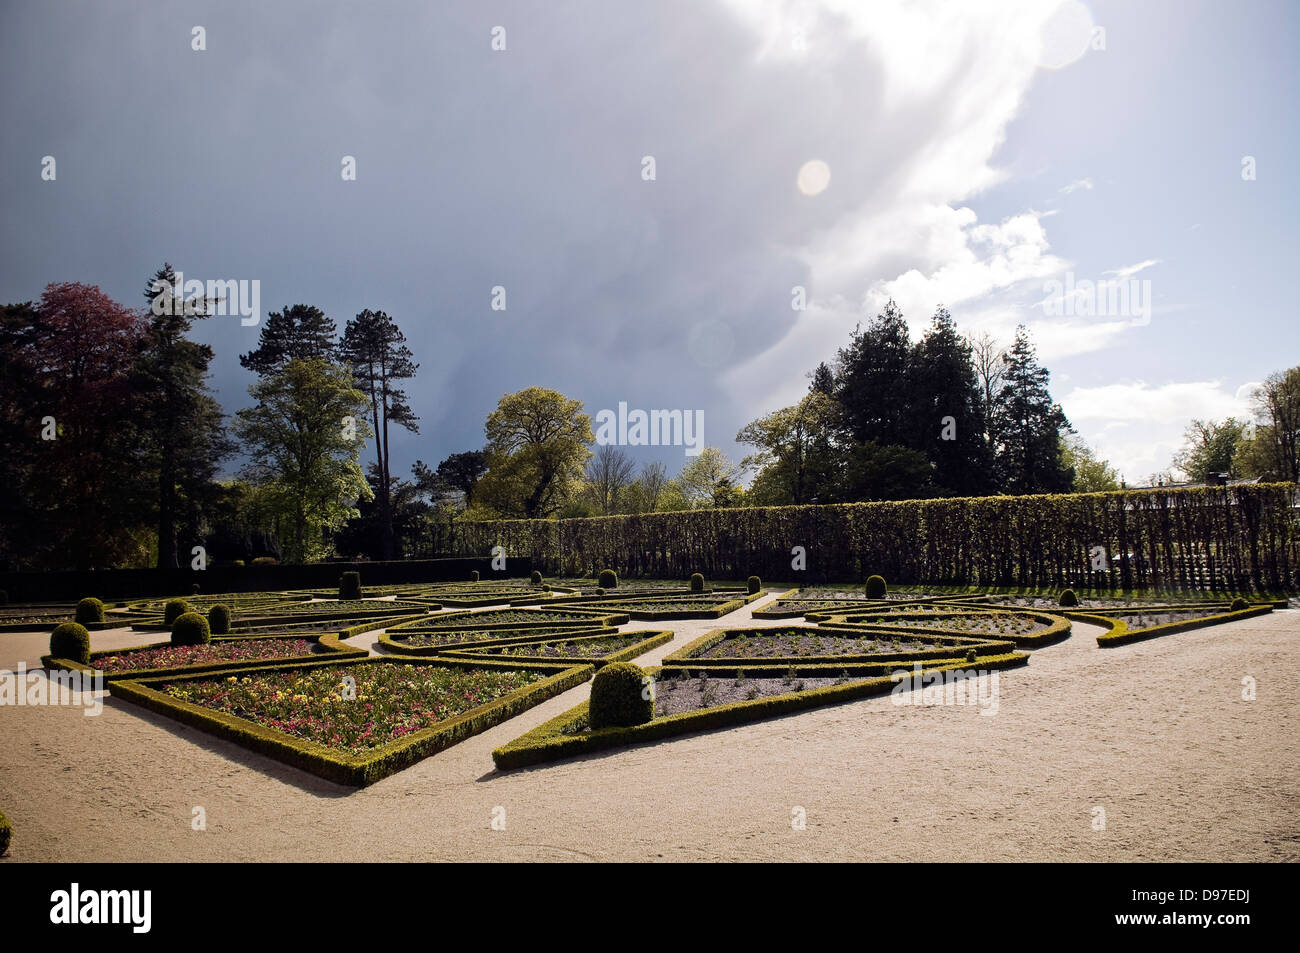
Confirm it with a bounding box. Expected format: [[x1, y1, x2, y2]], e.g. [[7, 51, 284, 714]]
[[1059, 177, 1094, 194], [1103, 259, 1161, 279]]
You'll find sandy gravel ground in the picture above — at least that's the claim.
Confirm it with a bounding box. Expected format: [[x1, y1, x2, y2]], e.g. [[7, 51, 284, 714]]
[[1, 593, 1296, 862]]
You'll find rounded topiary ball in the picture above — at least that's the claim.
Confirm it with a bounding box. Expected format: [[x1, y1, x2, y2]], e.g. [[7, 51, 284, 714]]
[[589, 661, 654, 729], [690, 573, 705, 593], [50, 622, 91, 665], [747, 575, 761, 594], [208, 603, 231, 635], [75, 597, 105, 625], [163, 599, 191, 626], [1231, 597, 1249, 611], [865, 575, 887, 598], [171, 612, 211, 646], [595, 587, 606, 596], [598, 568, 618, 589], [339, 571, 362, 600], [470, 570, 480, 582], [0, 808, 11, 856], [1058, 589, 1079, 608], [530, 570, 543, 585]]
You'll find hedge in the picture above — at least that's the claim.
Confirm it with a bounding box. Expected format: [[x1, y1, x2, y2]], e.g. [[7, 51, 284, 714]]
[[456, 483, 1299, 591], [809, 608, 1073, 648], [380, 625, 620, 656], [546, 590, 765, 620], [492, 653, 1030, 769], [109, 656, 594, 786]]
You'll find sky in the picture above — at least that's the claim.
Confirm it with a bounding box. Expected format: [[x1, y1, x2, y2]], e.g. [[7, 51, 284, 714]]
[[1, 0, 1296, 486]]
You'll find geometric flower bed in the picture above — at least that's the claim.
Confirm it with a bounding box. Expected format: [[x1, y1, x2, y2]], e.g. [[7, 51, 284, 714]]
[[108, 655, 594, 786], [805, 609, 1072, 648], [1064, 602, 1274, 647], [662, 624, 1015, 668], [439, 629, 674, 667], [379, 625, 621, 656], [750, 587, 972, 619], [491, 651, 1029, 770], [546, 591, 765, 620], [384, 607, 630, 632], [43, 631, 367, 682]]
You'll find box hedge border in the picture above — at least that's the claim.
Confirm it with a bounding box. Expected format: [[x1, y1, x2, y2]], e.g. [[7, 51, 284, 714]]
[[492, 653, 1029, 770], [109, 655, 594, 786], [385, 607, 630, 632], [547, 590, 766, 620]]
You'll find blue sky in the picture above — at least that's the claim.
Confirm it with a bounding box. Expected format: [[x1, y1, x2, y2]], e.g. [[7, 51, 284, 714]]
[[1, 0, 1296, 485]]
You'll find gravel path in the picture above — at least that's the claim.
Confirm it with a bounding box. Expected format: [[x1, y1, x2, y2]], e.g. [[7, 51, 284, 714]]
[[1, 592, 1296, 861]]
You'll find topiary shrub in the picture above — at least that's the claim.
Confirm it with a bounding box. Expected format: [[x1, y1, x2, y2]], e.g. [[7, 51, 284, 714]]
[[208, 604, 231, 635], [598, 568, 618, 589], [589, 661, 654, 729], [965, 649, 978, 663], [470, 570, 480, 582], [1058, 589, 1079, 608], [865, 575, 887, 598], [75, 597, 105, 625], [530, 570, 543, 585], [0, 808, 10, 856], [747, 575, 761, 594], [1231, 597, 1249, 611], [164, 599, 191, 626], [339, 571, 362, 600], [171, 612, 211, 646], [595, 587, 606, 596], [690, 573, 705, 593], [251, 556, 277, 566], [50, 622, 90, 665]]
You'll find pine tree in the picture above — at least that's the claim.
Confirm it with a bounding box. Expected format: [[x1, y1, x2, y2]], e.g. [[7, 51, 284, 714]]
[[337, 310, 419, 560], [833, 300, 914, 448], [136, 264, 234, 569], [908, 307, 993, 495], [238, 304, 337, 375], [993, 326, 1074, 494]]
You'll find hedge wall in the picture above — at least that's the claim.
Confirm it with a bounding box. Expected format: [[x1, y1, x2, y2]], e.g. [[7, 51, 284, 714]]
[[455, 484, 1298, 592]]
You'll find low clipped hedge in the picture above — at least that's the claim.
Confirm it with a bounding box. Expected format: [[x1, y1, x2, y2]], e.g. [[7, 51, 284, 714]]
[[811, 608, 1072, 648], [49, 622, 91, 665], [75, 597, 105, 625], [547, 590, 765, 620], [493, 653, 1030, 769], [110, 656, 594, 786], [1068, 604, 1274, 648]]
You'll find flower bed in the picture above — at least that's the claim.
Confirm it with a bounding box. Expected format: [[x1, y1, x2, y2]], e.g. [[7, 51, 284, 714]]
[[380, 624, 618, 655], [664, 624, 1012, 666], [812, 609, 1072, 648], [387, 607, 628, 631], [98, 638, 316, 673], [109, 656, 595, 785], [547, 591, 762, 619], [443, 630, 674, 667]]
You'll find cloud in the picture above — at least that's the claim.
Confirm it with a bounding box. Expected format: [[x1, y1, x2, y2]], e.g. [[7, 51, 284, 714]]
[[1103, 259, 1161, 279], [1059, 177, 1094, 194]]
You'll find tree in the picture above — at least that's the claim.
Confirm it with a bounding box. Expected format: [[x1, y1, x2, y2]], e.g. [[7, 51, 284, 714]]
[[474, 387, 594, 518], [1063, 436, 1121, 492], [840, 441, 934, 501], [25, 283, 149, 569], [736, 392, 839, 504], [969, 331, 1007, 454], [238, 304, 337, 375], [0, 302, 39, 568], [908, 307, 993, 495], [232, 359, 373, 562], [135, 263, 234, 569], [431, 450, 489, 505], [337, 309, 419, 559], [623, 460, 669, 514], [1243, 368, 1300, 482], [668, 447, 744, 509], [834, 300, 915, 447], [585, 445, 637, 515], [1171, 418, 1249, 482], [993, 326, 1074, 494]]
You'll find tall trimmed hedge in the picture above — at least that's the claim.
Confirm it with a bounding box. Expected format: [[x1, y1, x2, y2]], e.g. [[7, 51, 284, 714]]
[[453, 484, 1299, 591]]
